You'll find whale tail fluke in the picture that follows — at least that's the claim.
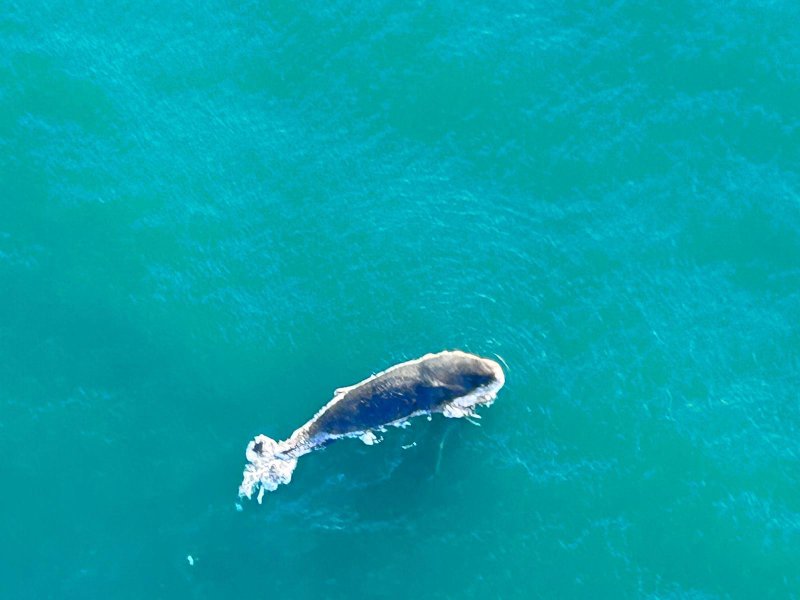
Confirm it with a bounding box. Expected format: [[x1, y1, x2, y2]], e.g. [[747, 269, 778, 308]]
[[239, 434, 298, 503]]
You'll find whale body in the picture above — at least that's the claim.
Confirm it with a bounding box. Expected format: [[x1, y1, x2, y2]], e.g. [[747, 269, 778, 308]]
[[239, 350, 505, 502]]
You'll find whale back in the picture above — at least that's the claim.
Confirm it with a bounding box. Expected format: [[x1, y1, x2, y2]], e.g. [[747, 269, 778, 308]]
[[308, 352, 497, 436]]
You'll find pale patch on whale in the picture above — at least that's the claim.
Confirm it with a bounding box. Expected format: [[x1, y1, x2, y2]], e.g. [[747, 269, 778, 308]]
[[239, 350, 506, 503]]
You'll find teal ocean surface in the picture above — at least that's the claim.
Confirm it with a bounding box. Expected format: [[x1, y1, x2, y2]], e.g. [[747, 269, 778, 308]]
[[2, 1, 799, 598]]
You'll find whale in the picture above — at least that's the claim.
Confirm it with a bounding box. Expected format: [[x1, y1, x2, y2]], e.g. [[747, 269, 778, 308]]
[[239, 350, 506, 502]]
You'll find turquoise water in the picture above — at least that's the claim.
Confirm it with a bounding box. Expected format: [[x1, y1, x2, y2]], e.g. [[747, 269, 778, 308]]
[[2, 1, 799, 597]]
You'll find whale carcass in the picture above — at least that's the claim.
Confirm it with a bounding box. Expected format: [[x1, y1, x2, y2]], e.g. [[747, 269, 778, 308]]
[[239, 350, 506, 502]]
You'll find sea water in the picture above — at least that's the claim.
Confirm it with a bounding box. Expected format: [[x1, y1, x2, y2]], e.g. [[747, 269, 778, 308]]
[[1, 1, 798, 598]]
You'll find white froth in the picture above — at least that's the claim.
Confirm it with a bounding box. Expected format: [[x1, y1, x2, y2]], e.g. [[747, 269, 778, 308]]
[[360, 431, 380, 445], [239, 434, 299, 502]]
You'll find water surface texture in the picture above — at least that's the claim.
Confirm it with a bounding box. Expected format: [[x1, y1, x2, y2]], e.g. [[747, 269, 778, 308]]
[[2, 1, 799, 598]]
